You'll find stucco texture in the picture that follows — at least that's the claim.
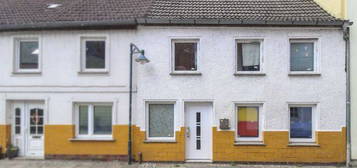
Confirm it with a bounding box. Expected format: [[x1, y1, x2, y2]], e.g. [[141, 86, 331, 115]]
[[213, 127, 346, 163], [44, 125, 128, 156], [0, 125, 10, 153], [132, 126, 185, 162]]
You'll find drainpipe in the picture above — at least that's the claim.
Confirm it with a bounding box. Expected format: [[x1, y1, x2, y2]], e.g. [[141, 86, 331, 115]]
[[344, 21, 353, 167]]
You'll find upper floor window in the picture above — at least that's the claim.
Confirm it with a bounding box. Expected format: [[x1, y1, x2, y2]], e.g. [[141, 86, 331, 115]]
[[14, 38, 40, 73], [172, 39, 199, 72], [236, 40, 263, 72], [75, 103, 113, 137], [236, 104, 263, 142], [81, 37, 107, 72], [290, 39, 319, 73], [147, 103, 175, 140], [289, 105, 316, 143]]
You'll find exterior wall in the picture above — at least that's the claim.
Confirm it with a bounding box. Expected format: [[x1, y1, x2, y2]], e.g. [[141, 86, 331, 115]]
[[0, 26, 347, 162], [0, 30, 135, 157], [0, 125, 10, 153], [132, 126, 185, 162], [349, 0, 357, 161], [213, 127, 346, 163], [314, 0, 347, 19], [134, 26, 346, 162], [45, 125, 128, 160]]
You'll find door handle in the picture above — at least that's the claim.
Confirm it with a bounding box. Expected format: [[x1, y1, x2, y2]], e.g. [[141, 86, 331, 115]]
[[186, 127, 190, 138]]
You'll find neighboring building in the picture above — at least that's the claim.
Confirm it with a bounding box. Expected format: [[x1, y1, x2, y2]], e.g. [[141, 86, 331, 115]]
[[315, 0, 357, 165], [0, 0, 349, 163], [348, 0, 357, 164]]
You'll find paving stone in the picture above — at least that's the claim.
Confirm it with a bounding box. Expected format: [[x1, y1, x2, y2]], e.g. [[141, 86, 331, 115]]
[[0, 160, 345, 168]]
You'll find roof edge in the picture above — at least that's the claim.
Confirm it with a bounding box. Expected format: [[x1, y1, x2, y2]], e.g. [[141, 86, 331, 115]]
[[0, 19, 137, 31], [0, 18, 349, 32], [138, 18, 347, 27]]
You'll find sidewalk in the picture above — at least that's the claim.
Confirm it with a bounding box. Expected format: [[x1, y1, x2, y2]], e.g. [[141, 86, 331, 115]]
[[0, 160, 347, 168]]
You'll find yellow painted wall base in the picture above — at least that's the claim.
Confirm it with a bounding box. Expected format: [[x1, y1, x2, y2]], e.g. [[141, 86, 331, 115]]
[[44, 125, 128, 156], [132, 126, 185, 162], [0, 125, 10, 153], [213, 127, 346, 163]]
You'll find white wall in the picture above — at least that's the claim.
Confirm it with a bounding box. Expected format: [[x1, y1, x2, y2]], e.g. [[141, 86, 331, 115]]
[[134, 26, 346, 132], [0, 30, 136, 125], [0, 27, 347, 132], [348, 0, 357, 160]]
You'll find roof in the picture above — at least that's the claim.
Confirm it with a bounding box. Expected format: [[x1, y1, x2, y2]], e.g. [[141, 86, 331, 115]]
[[0, 0, 347, 31]]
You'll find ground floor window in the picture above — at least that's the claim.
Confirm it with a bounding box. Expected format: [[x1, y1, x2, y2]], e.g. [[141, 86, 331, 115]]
[[75, 103, 113, 137], [289, 105, 315, 142], [236, 104, 262, 141], [147, 103, 175, 139]]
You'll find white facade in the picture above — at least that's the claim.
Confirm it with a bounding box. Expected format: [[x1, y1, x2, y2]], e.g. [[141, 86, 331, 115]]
[[133, 26, 346, 133], [0, 26, 346, 137], [0, 30, 137, 126]]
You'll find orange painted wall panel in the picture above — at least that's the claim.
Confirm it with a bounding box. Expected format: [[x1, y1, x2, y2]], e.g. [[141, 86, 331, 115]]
[[132, 126, 185, 162], [213, 127, 346, 163], [44, 125, 128, 155], [0, 125, 10, 153]]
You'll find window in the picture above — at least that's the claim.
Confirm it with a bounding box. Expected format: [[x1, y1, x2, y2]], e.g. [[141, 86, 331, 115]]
[[172, 40, 198, 72], [76, 103, 112, 137], [237, 40, 262, 72], [147, 103, 175, 139], [81, 37, 107, 72], [236, 104, 262, 141], [14, 38, 40, 72], [289, 105, 315, 142], [290, 39, 318, 72], [15, 108, 21, 135]]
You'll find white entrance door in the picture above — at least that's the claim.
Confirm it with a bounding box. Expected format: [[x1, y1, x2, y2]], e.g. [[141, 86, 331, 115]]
[[185, 103, 213, 161], [12, 101, 44, 157]]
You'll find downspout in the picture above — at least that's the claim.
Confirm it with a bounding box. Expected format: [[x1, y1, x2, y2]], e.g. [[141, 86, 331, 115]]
[[344, 21, 352, 167]]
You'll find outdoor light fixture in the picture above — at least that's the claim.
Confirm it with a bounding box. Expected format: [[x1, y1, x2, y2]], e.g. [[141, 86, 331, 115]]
[[128, 43, 149, 165]]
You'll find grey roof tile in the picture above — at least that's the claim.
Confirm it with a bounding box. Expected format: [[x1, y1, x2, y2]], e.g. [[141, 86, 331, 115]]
[[0, 0, 344, 30]]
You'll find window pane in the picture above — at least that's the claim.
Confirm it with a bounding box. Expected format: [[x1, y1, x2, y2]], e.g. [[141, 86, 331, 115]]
[[93, 105, 112, 135], [237, 42, 260, 71], [86, 41, 105, 69], [174, 43, 197, 71], [290, 43, 314, 71], [149, 104, 174, 137], [19, 41, 39, 69], [79, 105, 89, 135], [290, 107, 312, 138], [237, 106, 259, 137]]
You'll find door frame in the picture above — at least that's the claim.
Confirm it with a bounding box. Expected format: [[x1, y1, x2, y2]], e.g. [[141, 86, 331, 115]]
[[8, 99, 47, 158], [183, 100, 214, 162]]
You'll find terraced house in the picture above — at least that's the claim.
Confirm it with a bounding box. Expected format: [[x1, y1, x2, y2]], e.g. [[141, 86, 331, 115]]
[[0, 0, 351, 164]]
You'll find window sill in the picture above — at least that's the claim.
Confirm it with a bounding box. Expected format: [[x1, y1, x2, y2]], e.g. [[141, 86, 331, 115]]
[[288, 142, 319, 147], [78, 71, 109, 75], [12, 71, 42, 75], [234, 72, 266, 76], [69, 137, 115, 142], [144, 139, 177, 143], [170, 72, 202, 76], [288, 72, 321, 76], [234, 141, 265, 146]]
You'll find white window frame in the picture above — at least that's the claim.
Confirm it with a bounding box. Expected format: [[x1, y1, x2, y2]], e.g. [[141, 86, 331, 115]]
[[235, 39, 264, 74], [235, 103, 264, 142], [289, 39, 320, 75], [80, 36, 109, 73], [13, 37, 41, 73], [145, 101, 176, 141], [74, 103, 114, 138], [171, 39, 200, 74], [288, 104, 316, 143]]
